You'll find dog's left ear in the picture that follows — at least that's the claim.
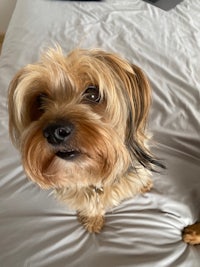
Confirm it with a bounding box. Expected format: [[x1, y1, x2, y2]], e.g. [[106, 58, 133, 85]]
[[92, 50, 164, 170], [125, 63, 163, 171], [126, 64, 151, 139]]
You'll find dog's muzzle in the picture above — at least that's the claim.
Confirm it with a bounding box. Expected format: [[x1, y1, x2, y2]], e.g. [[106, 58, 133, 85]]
[[43, 122, 80, 160]]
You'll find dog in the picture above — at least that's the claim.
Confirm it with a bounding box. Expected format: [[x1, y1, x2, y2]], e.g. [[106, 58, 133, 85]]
[[8, 46, 163, 233], [183, 223, 200, 245]]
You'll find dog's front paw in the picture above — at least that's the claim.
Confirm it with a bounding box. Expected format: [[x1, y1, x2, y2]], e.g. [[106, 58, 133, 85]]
[[183, 223, 200, 245], [78, 213, 105, 233]]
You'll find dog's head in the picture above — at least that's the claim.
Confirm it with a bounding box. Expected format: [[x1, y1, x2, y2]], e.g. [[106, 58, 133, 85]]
[[8, 47, 160, 189]]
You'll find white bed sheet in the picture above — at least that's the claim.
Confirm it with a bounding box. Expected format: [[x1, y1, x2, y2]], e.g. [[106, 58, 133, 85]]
[[0, 0, 200, 266]]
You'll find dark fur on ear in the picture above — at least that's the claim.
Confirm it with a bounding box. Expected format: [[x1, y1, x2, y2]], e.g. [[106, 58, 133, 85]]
[[125, 64, 165, 171]]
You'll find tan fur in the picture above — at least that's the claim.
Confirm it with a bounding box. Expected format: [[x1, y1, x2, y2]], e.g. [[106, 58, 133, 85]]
[[183, 223, 200, 245], [8, 47, 159, 233]]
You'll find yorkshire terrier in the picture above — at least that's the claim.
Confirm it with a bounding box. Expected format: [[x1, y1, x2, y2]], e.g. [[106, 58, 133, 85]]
[[183, 223, 200, 245], [8, 46, 162, 233]]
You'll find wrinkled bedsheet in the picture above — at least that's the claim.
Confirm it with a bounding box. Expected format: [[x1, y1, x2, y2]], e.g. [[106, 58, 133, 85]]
[[0, 0, 200, 266]]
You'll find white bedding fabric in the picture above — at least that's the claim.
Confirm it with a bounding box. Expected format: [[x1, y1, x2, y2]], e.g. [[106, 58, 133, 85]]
[[0, 0, 200, 266]]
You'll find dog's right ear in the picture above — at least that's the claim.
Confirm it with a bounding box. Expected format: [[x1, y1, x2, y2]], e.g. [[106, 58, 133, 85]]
[[8, 63, 49, 147], [8, 69, 27, 147]]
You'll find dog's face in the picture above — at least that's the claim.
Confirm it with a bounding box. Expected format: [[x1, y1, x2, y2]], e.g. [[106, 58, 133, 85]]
[[8, 47, 155, 189]]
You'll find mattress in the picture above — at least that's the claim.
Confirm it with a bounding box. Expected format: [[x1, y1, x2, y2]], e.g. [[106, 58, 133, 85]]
[[0, 0, 200, 266]]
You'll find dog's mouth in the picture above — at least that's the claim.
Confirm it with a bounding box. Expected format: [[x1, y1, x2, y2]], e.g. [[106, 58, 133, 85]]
[[56, 149, 81, 160]]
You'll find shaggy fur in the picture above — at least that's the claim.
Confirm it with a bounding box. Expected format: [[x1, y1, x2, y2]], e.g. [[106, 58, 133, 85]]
[[8, 47, 162, 232], [183, 223, 200, 245]]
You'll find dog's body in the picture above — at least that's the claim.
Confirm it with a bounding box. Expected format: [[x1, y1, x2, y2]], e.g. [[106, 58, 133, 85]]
[[8, 47, 162, 232]]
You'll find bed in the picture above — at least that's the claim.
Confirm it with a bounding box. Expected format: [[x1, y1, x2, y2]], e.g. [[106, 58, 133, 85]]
[[0, 0, 200, 266]]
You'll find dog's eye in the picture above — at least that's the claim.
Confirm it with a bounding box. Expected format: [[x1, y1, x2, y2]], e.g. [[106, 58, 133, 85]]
[[84, 86, 100, 103]]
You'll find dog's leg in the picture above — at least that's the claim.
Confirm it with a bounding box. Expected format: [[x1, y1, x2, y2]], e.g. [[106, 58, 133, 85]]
[[77, 210, 105, 233], [183, 222, 200, 245]]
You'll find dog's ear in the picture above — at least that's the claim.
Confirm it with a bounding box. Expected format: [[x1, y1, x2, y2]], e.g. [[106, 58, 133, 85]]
[[126, 64, 151, 139], [8, 68, 42, 147], [8, 69, 26, 147], [125, 64, 164, 171], [8, 64, 48, 147], [89, 50, 163, 170]]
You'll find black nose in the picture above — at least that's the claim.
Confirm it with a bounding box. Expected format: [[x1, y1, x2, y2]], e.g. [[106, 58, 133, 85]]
[[43, 122, 74, 145]]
